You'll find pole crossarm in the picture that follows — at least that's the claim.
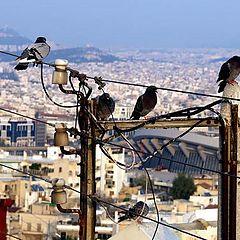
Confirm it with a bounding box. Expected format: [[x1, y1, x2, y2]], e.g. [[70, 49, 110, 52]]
[[99, 117, 221, 130]]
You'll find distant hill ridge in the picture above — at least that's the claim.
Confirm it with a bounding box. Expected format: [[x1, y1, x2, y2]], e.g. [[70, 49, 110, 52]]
[[0, 26, 31, 45], [0, 26, 120, 63]]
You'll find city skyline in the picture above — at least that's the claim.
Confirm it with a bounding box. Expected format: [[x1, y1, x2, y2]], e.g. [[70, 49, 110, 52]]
[[1, 0, 240, 49]]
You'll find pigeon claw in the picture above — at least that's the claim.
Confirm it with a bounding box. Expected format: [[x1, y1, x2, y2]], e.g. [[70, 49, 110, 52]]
[[228, 79, 238, 85]]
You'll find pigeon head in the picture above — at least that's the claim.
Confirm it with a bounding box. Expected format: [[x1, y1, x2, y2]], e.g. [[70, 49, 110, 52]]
[[35, 37, 47, 43], [101, 93, 110, 100], [146, 85, 157, 94], [230, 56, 240, 61]]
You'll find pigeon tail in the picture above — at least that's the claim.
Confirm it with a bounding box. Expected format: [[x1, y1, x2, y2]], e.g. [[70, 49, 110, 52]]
[[14, 63, 29, 71], [118, 214, 129, 223]]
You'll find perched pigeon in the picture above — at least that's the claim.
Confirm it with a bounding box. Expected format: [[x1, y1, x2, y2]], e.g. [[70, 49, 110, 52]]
[[217, 56, 240, 93], [130, 86, 157, 120], [118, 201, 149, 223], [14, 37, 50, 70], [96, 93, 115, 120]]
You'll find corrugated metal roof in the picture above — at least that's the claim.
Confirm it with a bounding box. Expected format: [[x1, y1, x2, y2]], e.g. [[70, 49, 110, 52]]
[[132, 128, 219, 175]]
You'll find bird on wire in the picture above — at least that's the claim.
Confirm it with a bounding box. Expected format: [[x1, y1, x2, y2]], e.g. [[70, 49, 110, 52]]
[[130, 85, 157, 120], [216, 55, 240, 93], [96, 92, 115, 120], [118, 201, 149, 223], [14, 36, 50, 70]]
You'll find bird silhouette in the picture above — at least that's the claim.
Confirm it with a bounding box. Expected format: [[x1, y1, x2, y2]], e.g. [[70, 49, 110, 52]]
[[130, 86, 157, 120], [96, 92, 115, 120], [118, 201, 149, 223], [217, 55, 240, 93], [14, 36, 50, 70]]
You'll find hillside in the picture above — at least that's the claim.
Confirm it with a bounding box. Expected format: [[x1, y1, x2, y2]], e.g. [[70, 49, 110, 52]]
[[0, 27, 120, 63]]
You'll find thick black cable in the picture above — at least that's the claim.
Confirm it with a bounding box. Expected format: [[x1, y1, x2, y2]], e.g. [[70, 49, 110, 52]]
[[96, 139, 240, 180], [0, 49, 240, 103], [0, 163, 52, 183], [4, 232, 22, 240], [0, 161, 206, 239], [0, 106, 54, 127], [40, 63, 77, 108], [0, 143, 209, 239], [115, 100, 222, 133], [159, 118, 211, 150], [87, 76, 240, 102], [117, 131, 160, 240], [94, 89, 159, 239], [92, 196, 207, 240], [0, 50, 19, 58]]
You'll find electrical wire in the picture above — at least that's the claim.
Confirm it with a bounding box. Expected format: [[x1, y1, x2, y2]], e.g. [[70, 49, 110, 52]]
[[114, 99, 222, 133], [0, 98, 202, 239], [0, 49, 240, 103], [0, 106, 54, 127], [0, 230, 22, 240], [0, 48, 233, 239], [97, 200, 118, 224], [5, 232, 22, 240], [0, 142, 215, 239], [159, 117, 212, 150], [40, 63, 78, 108], [0, 163, 52, 183], [97, 139, 240, 180], [87, 76, 240, 102], [0, 50, 19, 58], [0, 160, 207, 240], [116, 131, 160, 240], [92, 196, 207, 240], [0, 102, 236, 179]]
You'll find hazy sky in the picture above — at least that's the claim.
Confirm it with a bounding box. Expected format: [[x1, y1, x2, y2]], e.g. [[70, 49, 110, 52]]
[[1, 0, 240, 49]]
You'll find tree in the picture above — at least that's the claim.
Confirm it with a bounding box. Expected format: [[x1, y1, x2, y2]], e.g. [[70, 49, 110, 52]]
[[129, 176, 146, 188], [170, 174, 196, 200]]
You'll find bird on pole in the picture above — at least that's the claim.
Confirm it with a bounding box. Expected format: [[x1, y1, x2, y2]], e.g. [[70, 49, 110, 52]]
[[14, 36, 50, 70], [130, 85, 157, 120], [96, 92, 115, 120], [118, 201, 149, 223], [217, 55, 240, 93]]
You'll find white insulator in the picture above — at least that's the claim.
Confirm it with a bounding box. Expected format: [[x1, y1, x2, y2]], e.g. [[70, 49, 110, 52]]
[[220, 82, 240, 120]]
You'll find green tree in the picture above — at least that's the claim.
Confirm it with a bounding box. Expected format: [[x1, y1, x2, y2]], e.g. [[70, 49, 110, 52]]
[[29, 163, 41, 170], [170, 174, 196, 200], [129, 176, 146, 188]]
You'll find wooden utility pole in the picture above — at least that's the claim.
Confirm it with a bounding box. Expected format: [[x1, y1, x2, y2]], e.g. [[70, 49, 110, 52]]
[[80, 103, 240, 240], [79, 99, 97, 240], [218, 83, 240, 240]]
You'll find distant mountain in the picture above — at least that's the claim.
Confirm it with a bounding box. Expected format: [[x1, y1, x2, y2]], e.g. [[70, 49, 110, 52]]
[[0, 26, 31, 45], [0, 26, 120, 63], [45, 47, 120, 63]]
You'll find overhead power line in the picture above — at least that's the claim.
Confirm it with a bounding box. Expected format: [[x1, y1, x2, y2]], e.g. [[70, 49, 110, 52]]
[[0, 106, 54, 127], [0, 161, 205, 239], [0, 49, 240, 102], [98, 139, 240, 180], [92, 196, 207, 240], [87, 76, 240, 102]]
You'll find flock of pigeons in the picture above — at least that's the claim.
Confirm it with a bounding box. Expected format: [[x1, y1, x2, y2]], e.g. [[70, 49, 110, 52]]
[[12, 37, 240, 222], [14, 37, 240, 123]]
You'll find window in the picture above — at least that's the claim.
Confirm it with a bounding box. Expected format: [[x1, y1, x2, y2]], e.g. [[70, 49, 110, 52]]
[[37, 223, 41, 232], [59, 167, 62, 173], [27, 223, 31, 231]]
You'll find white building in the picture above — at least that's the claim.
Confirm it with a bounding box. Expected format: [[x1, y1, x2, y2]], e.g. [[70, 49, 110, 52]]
[[96, 145, 126, 198]]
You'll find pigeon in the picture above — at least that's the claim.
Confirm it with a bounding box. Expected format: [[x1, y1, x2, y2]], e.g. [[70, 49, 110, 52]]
[[96, 93, 115, 120], [14, 37, 50, 70], [130, 86, 157, 120], [118, 201, 149, 223], [217, 55, 240, 93]]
